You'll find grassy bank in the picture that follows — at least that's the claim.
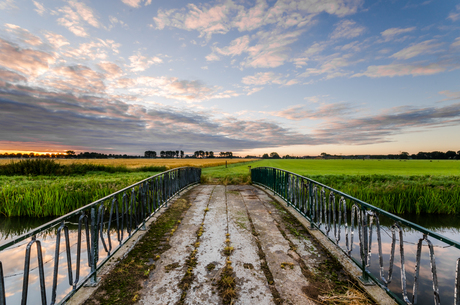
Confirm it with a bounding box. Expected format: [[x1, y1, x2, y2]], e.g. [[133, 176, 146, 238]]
[[202, 160, 460, 214], [1, 159, 458, 217], [0, 172, 158, 217]]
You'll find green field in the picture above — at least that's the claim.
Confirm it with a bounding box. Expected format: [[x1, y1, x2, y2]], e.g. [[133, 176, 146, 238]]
[[0, 159, 459, 217], [202, 159, 460, 215], [231, 159, 459, 175]]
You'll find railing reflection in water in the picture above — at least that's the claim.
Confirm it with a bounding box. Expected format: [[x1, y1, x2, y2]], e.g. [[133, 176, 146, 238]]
[[0, 167, 201, 305], [252, 167, 460, 305]]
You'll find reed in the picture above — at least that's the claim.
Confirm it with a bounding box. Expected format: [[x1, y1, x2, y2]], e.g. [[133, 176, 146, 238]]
[[309, 175, 460, 215], [0, 172, 157, 217]]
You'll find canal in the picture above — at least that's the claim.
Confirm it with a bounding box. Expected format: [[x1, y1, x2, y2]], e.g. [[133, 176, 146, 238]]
[[1, 207, 460, 304]]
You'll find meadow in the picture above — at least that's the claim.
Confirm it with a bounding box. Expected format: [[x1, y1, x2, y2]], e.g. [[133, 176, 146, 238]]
[[0, 158, 458, 217], [202, 159, 460, 215]]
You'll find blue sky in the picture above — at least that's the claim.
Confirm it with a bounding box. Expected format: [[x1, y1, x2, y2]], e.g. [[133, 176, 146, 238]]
[[0, 0, 459, 156]]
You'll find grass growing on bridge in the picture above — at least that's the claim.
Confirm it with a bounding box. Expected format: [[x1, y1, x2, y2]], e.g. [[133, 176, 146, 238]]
[[202, 159, 460, 214]]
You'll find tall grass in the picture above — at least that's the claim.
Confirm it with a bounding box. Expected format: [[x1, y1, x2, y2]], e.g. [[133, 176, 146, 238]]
[[309, 175, 460, 215], [0, 172, 158, 217]]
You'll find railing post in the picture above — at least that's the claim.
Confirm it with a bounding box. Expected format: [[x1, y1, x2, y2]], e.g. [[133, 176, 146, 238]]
[[359, 207, 373, 285], [0, 261, 4, 305], [89, 207, 99, 286], [308, 181, 314, 229]]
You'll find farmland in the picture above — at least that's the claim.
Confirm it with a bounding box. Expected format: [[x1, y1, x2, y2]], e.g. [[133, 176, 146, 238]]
[[0, 158, 254, 169]]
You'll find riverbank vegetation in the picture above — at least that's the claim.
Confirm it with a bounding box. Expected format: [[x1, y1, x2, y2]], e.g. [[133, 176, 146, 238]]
[[0, 159, 255, 217], [0, 159, 458, 217]]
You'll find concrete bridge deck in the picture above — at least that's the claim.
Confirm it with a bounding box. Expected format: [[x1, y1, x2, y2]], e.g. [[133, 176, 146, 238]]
[[73, 185, 393, 305]]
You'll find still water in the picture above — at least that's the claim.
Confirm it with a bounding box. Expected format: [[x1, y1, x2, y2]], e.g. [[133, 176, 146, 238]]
[[1, 214, 460, 305], [0, 216, 124, 305]]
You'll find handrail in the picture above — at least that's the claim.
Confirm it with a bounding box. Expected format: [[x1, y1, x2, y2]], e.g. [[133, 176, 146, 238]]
[[252, 166, 457, 305], [0, 167, 201, 305]]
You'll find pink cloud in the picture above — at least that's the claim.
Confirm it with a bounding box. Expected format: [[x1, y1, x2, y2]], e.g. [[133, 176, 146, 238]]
[[354, 63, 448, 78], [0, 39, 55, 78]]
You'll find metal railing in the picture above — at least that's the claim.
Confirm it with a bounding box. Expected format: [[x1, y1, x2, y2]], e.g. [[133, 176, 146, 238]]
[[252, 167, 460, 305], [0, 167, 201, 305]]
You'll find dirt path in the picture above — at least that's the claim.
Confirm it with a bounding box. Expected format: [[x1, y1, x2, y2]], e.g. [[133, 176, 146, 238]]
[[82, 184, 375, 305]]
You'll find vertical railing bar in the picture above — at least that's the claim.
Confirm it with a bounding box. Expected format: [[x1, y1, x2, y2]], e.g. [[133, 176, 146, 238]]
[[90, 206, 98, 285], [0, 261, 5, 305]]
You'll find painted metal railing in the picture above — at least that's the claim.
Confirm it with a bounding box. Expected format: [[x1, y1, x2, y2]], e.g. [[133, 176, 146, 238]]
[[0, 167, 201, 305], [252, 167, 460, 305]]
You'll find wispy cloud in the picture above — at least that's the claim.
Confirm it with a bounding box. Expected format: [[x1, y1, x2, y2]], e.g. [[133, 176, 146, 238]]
[[0, 0, 17, 10], [391, 40, 442, 60], [271, 102, 355, 121], [57, 0, 100, 37], [153, 0, 363, 39], [121, 0, 152, 8], [44, 31, 70, 49], [353, 62, 451, 78], [128, 52, 163, 72], [4, 24, 42, 46], [330, 19, 365, 40], [447, 4, 460, 21], [32, 1, 45, 15], [381, 27, 416, 41]]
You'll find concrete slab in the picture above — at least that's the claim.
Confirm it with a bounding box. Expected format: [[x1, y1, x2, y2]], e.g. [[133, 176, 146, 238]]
[[240, 187, 314, 305], [185, 185, 226, 304], [226, 185, 275, 305], [138, 185, 215, 305]]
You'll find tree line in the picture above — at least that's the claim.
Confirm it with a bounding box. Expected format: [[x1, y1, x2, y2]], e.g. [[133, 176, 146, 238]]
[[145, 150, 233, 158], [0, 151, 142, 159]]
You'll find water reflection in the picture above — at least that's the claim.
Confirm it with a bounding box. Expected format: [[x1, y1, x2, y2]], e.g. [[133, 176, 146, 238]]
[[0, 217, 128, 305], [1, 214, 460, 304], [327, 213, 460, 305]]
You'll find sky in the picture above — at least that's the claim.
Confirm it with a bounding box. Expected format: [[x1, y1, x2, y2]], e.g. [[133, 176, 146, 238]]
[[0, 0, 459, 157]]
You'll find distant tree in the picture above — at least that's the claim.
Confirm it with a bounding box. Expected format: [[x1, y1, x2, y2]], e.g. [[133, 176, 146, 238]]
[[431, 151, 446, 159], [144, 151, 157, 158], [160, 151, 165, 158], [446, 150, 457, 159], [205, 151, 209, 158], [209, 151, 214, 158], [270, 152, 280, 159], [180, 150, 184, 158], [262, 153, 269, 159], [399, 152, 409, 159]]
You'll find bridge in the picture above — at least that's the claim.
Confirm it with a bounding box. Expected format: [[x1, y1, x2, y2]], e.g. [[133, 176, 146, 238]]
[[1, 167, 458, 305]]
